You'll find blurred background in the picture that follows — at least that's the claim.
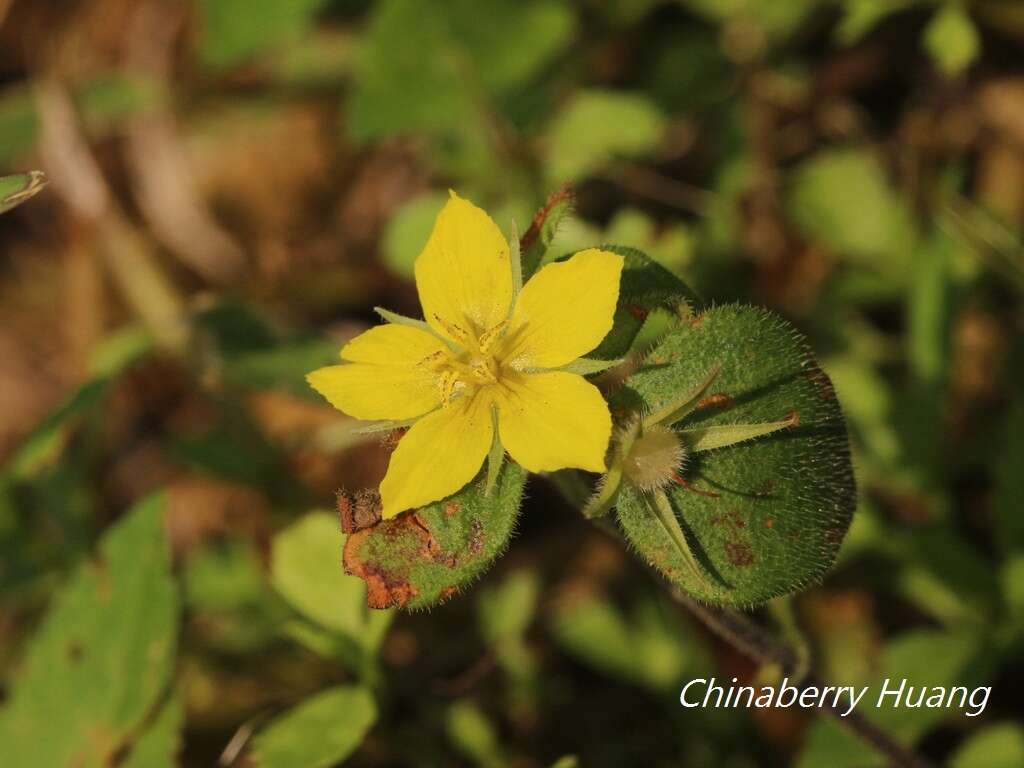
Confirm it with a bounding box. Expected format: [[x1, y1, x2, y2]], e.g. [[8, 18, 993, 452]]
[[1, 0, 1024, 766]]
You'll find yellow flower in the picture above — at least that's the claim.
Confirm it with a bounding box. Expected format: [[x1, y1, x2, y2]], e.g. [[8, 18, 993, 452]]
[[308, 192, 624, 518]]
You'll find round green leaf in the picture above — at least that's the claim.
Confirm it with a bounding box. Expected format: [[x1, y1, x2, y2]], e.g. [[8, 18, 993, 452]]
[[615, 305, 855, 606], [252, 686, 377, 768], [271, 512, 391, 650], [344, 463, 526, 610]]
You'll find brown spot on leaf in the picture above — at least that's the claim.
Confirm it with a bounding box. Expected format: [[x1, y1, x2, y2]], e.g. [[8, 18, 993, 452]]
[[711, 510, 745, 530], [468, 519, 484, 555], [697, 393, 733, 410], [67, 641, 84, 663], [356, 562, 418, 609], [444, 501, 461, 518], [724, 541, 755, 567], [343, 512, 441, 609], [764, 518, 775, 529]]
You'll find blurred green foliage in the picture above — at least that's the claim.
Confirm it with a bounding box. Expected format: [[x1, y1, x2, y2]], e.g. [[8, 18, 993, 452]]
[[1, 0, 1022, 766], [0, 495, 177, 767]]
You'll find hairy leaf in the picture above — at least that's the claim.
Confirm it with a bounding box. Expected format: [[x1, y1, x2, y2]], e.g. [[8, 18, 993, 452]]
[[616, 305, 855, 606], [588, 245, 702, 360], [344, 463, 526, 609], [520, 185, 574, 277]]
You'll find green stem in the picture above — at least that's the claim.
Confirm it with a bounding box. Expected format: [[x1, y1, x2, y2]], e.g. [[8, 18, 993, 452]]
[[768, 596, 811, 684]]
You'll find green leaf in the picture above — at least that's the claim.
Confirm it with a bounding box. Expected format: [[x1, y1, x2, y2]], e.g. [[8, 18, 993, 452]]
[[271, 512, 392, 651], [545, 90, 666, 183], [0, 171, 47, 214], [195, 0, 330, 69], [836, 0, 914, 45], [615, 305, 855, 606], [344, 463, 526, 609], [587, 246, 702, 360], [0, 494, 178, 767], [349, 0, 573, 140], [184, 538, 269, 613], [786, 147, 915, 277], [251, 686, 377, 768], [477, 569, 539, 644], [122, 694, 183, 768], [382, 192, 448, 278], [951, 723, 1024, 768], [604, 208, 695, 275], [446, 700, 505, 768], [923, 4, 980, 76], [680, 0, 821, 42]]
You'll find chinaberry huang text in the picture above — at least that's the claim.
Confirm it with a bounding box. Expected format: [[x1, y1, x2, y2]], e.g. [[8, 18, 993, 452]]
[[679, 677, 990, 718]]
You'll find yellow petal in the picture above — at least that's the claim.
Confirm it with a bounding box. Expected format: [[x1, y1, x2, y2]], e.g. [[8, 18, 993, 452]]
[[340, 323, 447, 365], [379, 392, 494, 518], [414, 192, 513, 346], [307, 364, 441, 421], [307, 325, 448, 420], [500, 248, 623, 369], [495, 371, 611, 473]]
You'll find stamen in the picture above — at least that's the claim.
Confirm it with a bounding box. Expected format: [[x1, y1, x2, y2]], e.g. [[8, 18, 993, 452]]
[[470, 356, 498, 383], [477, 320, 508, 354], [438, 369, 459, 406], [433, 313, 470, 344], [417, 350, 447, 368]]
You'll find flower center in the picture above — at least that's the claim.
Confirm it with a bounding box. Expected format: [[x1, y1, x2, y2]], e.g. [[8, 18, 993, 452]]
[[433, 319, 509, 406]]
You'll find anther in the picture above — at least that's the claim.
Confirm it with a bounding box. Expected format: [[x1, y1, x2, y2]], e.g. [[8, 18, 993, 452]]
[[477, 320, 508, 354]]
